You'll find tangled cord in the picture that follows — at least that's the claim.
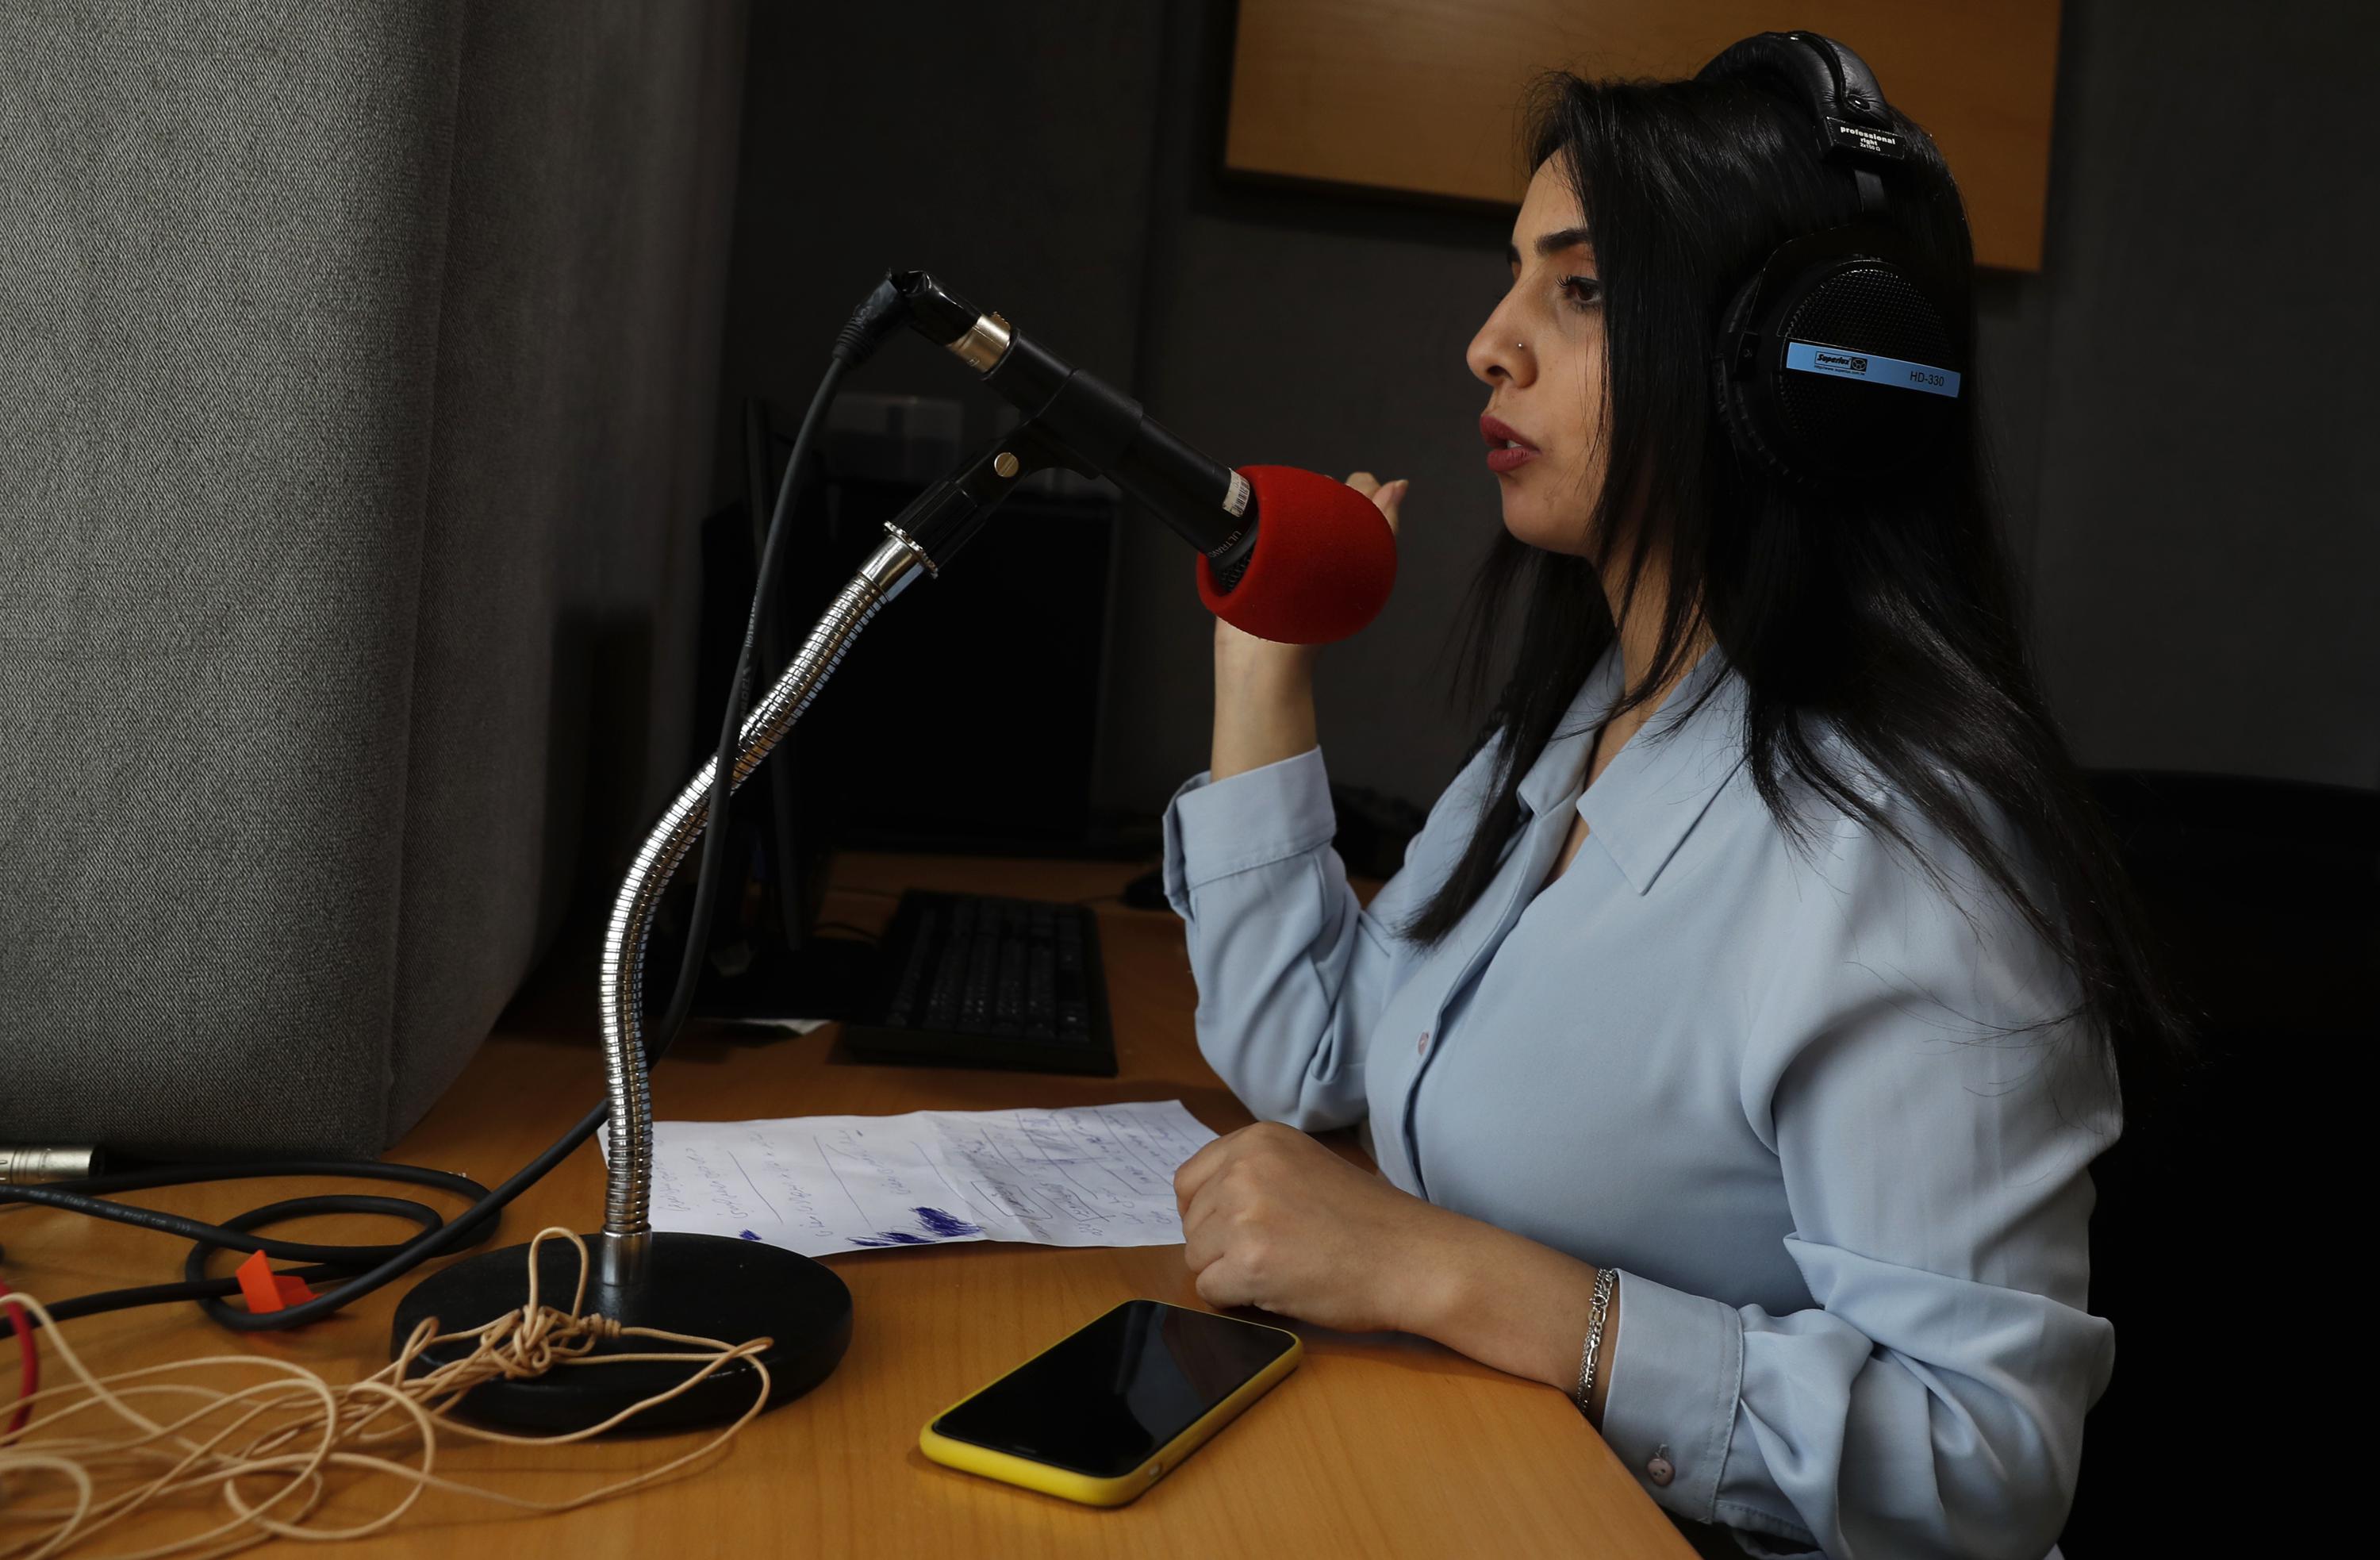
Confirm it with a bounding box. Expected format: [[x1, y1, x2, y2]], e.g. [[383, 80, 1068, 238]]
[[0, 1161, 501, 1336], [0, 1229, 770, 1558]]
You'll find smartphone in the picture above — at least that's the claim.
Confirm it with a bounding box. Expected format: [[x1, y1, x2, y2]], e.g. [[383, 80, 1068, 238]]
[[919, 1299, 1302, 1506]]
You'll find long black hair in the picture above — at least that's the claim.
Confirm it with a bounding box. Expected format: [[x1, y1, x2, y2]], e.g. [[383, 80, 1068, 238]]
[[1403, 70, 2186, 1099]]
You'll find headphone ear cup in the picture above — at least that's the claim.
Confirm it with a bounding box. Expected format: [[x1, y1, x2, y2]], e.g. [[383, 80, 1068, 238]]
[[1713, 229, 1965, 487]]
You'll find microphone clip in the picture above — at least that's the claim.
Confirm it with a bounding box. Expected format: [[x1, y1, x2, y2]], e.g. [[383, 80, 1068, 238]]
[[874, 416, 1084, 577]]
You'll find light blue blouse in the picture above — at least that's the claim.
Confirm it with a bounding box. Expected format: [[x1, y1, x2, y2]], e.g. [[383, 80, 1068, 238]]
[[1160, 645, 2115, 1560]]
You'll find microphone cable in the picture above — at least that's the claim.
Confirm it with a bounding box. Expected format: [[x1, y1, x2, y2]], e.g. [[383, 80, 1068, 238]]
[[2, 348, 857, 1336]]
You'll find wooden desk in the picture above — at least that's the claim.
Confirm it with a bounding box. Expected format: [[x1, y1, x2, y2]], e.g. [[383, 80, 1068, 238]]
[[3, 855, 1691, 1558]]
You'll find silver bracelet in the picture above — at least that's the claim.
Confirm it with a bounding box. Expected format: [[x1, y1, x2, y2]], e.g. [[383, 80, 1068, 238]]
[[1574, 1266, 1619, 1418]]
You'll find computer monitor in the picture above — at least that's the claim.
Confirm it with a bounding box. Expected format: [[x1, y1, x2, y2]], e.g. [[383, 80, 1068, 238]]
[[663, 396, 1122, 1074], [654, 399, 880, 1024]]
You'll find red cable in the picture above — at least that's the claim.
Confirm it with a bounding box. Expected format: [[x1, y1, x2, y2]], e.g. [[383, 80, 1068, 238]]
[[0, 1276, 35, 1437]]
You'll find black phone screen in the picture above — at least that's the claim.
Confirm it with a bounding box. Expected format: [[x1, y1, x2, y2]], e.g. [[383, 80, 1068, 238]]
[[931, 1301, 1295, 1479]]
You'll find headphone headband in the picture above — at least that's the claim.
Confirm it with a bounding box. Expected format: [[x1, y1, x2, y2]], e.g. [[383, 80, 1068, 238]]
[[1696, 30, 1906, 209]]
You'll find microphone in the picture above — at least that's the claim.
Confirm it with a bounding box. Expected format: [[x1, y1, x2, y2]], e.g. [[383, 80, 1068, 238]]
[[864, 271, 1396, 645], [385, 278, 1393, 1438]]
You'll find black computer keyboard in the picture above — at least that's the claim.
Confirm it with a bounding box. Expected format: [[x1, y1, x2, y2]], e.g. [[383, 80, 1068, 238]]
[[839, 890, 1117, 1075]]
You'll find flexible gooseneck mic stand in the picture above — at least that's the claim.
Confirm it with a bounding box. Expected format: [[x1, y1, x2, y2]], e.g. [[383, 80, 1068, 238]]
[[592, 526, 923, 1291], [391, 419, 1087, 1432]]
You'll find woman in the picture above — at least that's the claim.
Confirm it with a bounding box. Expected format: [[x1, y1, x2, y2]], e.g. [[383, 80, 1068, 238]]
[[1159, 34, 2175, 1560]]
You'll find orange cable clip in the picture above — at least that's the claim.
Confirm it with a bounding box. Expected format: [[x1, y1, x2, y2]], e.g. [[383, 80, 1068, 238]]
[[232, 1250, 319, 1314]]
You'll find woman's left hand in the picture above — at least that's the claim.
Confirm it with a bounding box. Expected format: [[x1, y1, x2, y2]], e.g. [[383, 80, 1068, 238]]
[[1174, 1121, 1457, 1334]]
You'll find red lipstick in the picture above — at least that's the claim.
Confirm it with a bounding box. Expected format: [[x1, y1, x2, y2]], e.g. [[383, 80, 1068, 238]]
[[1481, 413, 1540, 475]]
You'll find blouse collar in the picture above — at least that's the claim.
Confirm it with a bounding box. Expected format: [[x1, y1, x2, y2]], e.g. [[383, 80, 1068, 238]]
[[1513, 643, 1749, 896]]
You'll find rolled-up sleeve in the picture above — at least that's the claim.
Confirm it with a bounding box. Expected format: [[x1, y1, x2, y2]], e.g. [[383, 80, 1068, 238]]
[[1160, 747, 1398, 1130], [1599, 802, 2118, 1559]]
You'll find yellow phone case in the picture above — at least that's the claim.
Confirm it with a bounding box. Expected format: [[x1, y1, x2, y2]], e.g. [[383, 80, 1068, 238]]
[[918, 1301, 1303, 1507]]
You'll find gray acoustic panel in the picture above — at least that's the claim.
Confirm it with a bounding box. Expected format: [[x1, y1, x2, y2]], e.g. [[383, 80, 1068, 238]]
[[0, 2, 747, 1155]]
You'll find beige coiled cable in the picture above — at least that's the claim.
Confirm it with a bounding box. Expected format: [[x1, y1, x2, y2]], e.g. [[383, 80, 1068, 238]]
[[0, 1228, 770, 1558]]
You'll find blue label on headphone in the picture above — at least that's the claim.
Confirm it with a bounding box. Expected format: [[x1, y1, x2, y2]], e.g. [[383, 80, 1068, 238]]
[[1785, 340, 1961, 398]]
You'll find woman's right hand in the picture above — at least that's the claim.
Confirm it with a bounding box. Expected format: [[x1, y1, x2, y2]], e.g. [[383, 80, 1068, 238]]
[[1208, 472, 1406, 782]]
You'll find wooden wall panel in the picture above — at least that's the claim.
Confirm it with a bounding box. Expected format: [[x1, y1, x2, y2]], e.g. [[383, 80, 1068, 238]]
[[1224, 0, 2062, 270]]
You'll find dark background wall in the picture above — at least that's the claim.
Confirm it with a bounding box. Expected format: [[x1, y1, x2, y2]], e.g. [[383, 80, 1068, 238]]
[[718, 0, 2378, 820], [2023, 4, 2377, 787]]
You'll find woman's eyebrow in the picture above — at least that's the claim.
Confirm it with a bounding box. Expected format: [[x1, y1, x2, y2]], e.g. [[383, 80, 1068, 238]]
[[1503, 225, 1595, 266]]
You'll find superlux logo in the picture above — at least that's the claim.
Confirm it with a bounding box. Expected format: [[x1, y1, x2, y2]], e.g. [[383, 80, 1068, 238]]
[[1814, 350, 1869, 374]]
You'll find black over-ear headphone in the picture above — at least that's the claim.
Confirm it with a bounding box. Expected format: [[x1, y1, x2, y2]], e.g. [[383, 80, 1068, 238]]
[[1697, 31, 1967, 484]]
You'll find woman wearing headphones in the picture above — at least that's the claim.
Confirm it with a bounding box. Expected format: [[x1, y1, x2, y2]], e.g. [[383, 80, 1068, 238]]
[[1161, 34, 2173, 1560]]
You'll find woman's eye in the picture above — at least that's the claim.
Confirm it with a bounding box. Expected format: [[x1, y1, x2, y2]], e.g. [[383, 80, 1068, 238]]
[[1559, 275, 1603, 310]]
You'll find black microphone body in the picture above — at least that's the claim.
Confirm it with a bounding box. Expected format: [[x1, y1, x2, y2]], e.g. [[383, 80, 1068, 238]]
[[888, 271, 1256, 572], [834, 267, 1393, 644]]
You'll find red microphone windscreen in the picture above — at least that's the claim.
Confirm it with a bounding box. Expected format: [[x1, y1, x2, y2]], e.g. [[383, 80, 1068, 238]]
[[1196, 466, 1396, 644]]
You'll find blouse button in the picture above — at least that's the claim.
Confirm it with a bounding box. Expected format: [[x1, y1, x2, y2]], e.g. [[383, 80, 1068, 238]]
[[1645, 1454, 1675, 1487], [1415, 1030, 1429, 1055]]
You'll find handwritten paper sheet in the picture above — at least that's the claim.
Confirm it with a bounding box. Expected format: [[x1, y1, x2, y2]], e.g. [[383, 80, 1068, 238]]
[[598, 1101, 1217, 1258]]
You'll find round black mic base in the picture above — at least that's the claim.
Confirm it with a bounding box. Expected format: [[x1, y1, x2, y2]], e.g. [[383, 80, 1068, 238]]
[[389, 1231, 851, 1435]]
